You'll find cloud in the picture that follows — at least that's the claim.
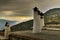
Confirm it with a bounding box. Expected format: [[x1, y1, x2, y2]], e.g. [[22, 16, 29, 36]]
[[35, 0, 60, 12], [0, 0, 34, 16], [0, 0, 60, 16], [0, 16, 33, 22], [0, 0, 10, 5]]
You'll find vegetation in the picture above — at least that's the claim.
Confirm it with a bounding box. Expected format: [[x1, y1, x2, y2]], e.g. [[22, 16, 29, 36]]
[[11, 20, 33, 32], [44, 8, 60, 23]]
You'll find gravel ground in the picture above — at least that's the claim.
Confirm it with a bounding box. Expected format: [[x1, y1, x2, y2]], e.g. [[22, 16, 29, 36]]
[[11, 30, 60, 40]]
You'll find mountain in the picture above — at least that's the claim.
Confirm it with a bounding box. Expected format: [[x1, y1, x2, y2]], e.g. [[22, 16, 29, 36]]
[[11, 20, 33, 32], [0, 19, 17, 30], [44, 8, 60, 23]]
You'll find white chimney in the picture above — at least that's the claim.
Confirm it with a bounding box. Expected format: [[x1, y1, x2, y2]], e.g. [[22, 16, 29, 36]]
[[5, 22, 11, 39], [33, 7, 44, 33]]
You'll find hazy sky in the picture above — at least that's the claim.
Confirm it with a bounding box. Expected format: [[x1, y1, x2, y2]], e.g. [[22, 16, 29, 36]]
[[0, 0, 34, 16], [0, 0, 60, 21], [0, 0, 60, 16]]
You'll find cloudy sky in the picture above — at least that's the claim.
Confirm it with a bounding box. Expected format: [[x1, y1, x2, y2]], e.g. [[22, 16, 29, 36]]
[[0, 0, 60, 21]]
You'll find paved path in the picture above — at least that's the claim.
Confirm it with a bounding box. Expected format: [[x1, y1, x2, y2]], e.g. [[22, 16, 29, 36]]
[[0, 36, 6, 40], [11, 30, 60, 40]]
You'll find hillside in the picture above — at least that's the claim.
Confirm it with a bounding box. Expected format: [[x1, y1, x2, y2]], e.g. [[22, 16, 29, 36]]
[[11, 20, 33, 32], [44, 8, 60, 22]]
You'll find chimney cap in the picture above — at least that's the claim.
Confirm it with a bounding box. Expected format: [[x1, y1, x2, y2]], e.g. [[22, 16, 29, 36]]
[[5, 22, 9, 26], [37, 10, 44, 16], [33, 7, 38, 11], [40, 12, 44, 16]]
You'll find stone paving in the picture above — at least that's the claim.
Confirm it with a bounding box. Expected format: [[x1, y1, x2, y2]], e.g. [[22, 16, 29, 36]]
[[1, 29, 60, 40], [11, 30, 60, 40], [0, 36, 6, 40]]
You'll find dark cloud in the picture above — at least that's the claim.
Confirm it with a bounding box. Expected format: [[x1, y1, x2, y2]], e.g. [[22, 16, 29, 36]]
[[0, 0, 34, 16], [0, 0, 60, 16], [0, 0, 10, 5]]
